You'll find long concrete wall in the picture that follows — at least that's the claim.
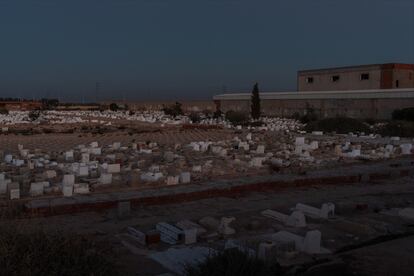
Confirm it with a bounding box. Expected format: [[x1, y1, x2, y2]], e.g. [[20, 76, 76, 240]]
[[214, 89, 414, 119]]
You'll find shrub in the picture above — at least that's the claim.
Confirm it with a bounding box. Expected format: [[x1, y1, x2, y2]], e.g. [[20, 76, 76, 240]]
[[163, 102, 183, 117], [213, 110, 223, 119], [378, 121, 414, 137], [300, 107, 319, 124], [109, 103, 119, 111], [225, 110, 249, 125], [185, 249, 281, 276], [202, 109, 213, 117], [28, 110, 41, 121], [392, 107, 414, 122], [189, 112, 201, 123], [251, 82, 261, 120], [305, 117, 370, 134], [0, 226, 118, 276], [0, 108, 9, 115]]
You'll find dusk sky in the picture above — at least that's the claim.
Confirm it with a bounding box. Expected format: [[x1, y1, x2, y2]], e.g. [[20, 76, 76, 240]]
[[0, 0, 413, 102]]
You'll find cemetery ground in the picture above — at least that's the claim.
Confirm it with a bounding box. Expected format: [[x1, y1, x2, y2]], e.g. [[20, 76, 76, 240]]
[[1, 110, 414, 275], [1, 174, 414, 275]]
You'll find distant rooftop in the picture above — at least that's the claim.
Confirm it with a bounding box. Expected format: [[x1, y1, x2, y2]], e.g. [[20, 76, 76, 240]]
[[298, 63, 414, 74]]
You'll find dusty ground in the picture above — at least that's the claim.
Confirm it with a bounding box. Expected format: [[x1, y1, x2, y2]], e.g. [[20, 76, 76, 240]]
[[0, 128, 233, 154], [4, 175, 414, 275]]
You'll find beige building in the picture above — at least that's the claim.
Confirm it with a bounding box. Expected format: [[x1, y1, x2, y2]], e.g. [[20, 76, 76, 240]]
[[298, 63, 414, 92], [213, 63, 414, 119]]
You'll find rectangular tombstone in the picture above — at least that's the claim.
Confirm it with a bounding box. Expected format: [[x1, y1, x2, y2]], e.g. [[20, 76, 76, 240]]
[[63, 174, 75, 186], [179, 172, 191, 184], [62, 185, 73, 197], [107, 164, 121, 173], [99, 173, 113, 185]]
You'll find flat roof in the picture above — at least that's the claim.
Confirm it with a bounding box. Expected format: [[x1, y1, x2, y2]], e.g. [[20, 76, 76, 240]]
[[298, 63, 414, 74], [213, 88, 414, 101]]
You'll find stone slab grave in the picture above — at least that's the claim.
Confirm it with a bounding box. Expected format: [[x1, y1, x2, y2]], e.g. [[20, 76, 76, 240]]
[[127, 226, 161, 246], [271, 230, 330, 254], [166, 176, 179, 186], [141, 172, 163, 182], [295, 203, 335, 219], [176, 220, 207, 237], [179, 172, 191, 184], [8, 182, 20, 200], [99, 173, 113, 185], [262, 209, 307, 227], [30, 181, 49, 197], [218, 217, 236, 235], [107, 164, 121, 173], [73, 183, 89, 194], [156, 222, 184, 245], [0, 176, 11, 195]]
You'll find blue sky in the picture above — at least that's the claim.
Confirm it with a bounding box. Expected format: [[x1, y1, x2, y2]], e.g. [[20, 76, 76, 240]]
[[0, 0, 413, 101]]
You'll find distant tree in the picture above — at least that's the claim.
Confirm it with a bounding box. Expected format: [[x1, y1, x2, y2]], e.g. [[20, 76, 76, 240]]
[[162, 102, 183, 117], [41, 98, 59, 110], [28, 110, 41, 121], [251, 82, 261, 120], [109, 103, 119, 111]]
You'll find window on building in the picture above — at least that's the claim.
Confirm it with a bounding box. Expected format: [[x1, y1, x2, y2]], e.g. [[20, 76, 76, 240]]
[[360, 73, 370, 80], [331, 75, 340, 82], [306, 77, 314, 84], [396, 80, 399, 88]]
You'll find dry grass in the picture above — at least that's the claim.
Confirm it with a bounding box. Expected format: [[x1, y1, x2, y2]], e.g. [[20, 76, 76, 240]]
[[0, 217, 118, 276]]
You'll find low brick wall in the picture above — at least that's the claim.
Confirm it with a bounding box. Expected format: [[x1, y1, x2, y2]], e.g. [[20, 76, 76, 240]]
[[22, 158, 414, 217]]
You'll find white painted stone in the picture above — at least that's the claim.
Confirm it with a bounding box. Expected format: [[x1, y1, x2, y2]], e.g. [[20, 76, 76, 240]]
[[77, 166, 89, 176], [99, 173, 113, 185], [44, 170, 57, 179], [63, 174, 75, 186], [400, 144, 412, 155], [74, 183, 90, 194], [90, 147, 102, 155], [309, 141, 319, 150], [81, 153, 90, 163], [4, 154, 13, 163], [13, 159, 25, 167], [140, 172, 163, 182], [246, 133, 252, 140], [62, 185, 73, 197], [10, 189, 20, 200], [107, 163, 121, 173], [0, 179, 10, 194], [65, 151, 74, 160], [166, 176, 179, 186], [286, 211, 307, 227], [296, 203, 335, 219], [20, 149, 29, 157], [303, 230, 321, 254], [30, 182, 45, 196], [249, 157, 264, 168], [218, 217, 236, 235], [90, 141, 98, 148], [183, 228, 197, 245], [180, 172, 191, 184], [295, 137, 305, 145], [192, 165, 202, 172], [113, 142, 121, 149], [256, 145, 265, 154]]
